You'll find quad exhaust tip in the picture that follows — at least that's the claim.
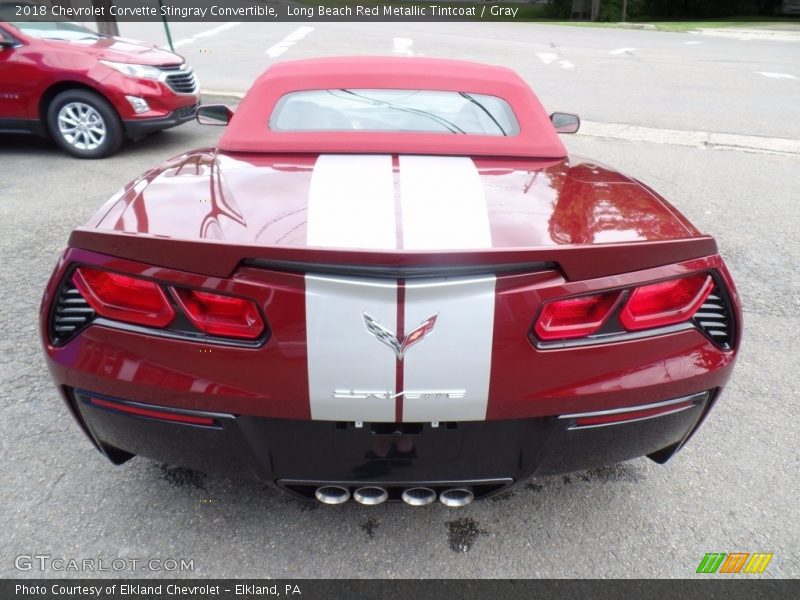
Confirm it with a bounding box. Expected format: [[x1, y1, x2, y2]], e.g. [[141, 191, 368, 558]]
[[353, 486, 389, 505], [315, 485, 350, 505], [401, 487, 437, 506], [313, 484, 476, 506], [439, 488, 474, 507]]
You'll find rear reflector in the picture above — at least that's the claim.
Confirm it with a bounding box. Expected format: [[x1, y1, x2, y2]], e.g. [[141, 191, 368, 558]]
[[171, 288, 265, 339], [619, 274, 713, 331], [534, 292, 620, 340], [73, 267, 175, 328], [574, 400, 697, 427], [88, 397, 217, 426]]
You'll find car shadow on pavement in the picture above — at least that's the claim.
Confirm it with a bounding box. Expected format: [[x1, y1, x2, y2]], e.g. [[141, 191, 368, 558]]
[[146, 458, 650, 515], [0, 133, 59, 157], [123, 458, 654, 560], [0, 126, 218, 160]]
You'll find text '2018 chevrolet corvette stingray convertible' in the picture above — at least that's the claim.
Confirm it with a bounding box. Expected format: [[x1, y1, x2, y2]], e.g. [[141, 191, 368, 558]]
[[40, 57, 740, 506]]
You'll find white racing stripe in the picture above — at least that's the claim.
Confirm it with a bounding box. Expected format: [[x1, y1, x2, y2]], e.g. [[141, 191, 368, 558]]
[[403, 276, 496, 422], [306, 276, 397, 422], [305, 155, 496, 423], [305, 154, 397, 420], [399, 156, 492, 250], [399, 156, 495, 420], [307, 155, 396, 249]]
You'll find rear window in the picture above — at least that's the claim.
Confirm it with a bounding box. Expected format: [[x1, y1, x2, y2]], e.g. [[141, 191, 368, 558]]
[[269, 89, 520, 136]]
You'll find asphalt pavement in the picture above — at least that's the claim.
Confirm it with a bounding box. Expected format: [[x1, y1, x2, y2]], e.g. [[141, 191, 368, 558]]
[[0, 22, 798, 579], [120, 20, 800, 140]]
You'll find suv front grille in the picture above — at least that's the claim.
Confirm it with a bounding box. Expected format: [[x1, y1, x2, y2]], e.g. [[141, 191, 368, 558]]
[[161, 66, 198, 94], [50, 281, 95, 345]]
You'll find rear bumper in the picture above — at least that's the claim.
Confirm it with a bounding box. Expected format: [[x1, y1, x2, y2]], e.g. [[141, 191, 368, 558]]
[[123, 104, 197, 138], [68, 387, 714, 500]]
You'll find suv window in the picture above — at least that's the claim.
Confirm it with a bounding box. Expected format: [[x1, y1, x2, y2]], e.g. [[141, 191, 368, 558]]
[[9, 20, 101, 42]]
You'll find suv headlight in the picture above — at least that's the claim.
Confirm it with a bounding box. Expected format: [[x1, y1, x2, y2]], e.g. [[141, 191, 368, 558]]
[[100, 60, 163, 80]]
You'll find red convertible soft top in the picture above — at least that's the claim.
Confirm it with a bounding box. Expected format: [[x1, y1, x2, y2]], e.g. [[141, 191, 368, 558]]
[[218, 56, 567, 159]]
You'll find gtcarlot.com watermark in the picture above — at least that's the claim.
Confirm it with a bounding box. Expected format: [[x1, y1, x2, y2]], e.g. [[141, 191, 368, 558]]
[[15, 554, 194, 573]]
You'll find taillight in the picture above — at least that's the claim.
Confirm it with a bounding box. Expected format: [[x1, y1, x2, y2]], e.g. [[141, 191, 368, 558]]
[[73, 267, 175, 328], [619, 274, 713, 331], [534, 292, 620, 340], [533, 273, 721, 345], [171, 288, 264, 340]]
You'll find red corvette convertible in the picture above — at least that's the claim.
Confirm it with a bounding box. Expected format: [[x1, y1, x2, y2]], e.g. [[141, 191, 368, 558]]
[[40, 57, 740, 506]]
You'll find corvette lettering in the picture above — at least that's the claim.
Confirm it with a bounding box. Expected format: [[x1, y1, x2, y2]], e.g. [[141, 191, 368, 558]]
[[333, 390, 467, 400]]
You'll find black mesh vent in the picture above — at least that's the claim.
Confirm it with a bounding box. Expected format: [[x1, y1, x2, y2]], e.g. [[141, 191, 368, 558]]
[[174, 104, 198, 120], [50, 280, 94, 345], [692, 283, 734, 350]]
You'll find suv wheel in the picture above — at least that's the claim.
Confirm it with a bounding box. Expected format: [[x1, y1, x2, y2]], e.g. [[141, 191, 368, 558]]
[[46, 89, 123, 158]]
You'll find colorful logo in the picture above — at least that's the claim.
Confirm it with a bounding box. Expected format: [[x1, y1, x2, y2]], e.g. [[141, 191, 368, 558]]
[[363, 312, 438, 361], [696, 552, 773, 574]]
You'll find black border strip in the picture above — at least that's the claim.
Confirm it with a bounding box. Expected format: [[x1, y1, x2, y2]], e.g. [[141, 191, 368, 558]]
[[2, 579, 796, 600]]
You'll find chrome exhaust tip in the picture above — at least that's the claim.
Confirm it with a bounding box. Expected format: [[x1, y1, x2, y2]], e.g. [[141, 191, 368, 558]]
[[315, 485, 350, 505], [402, 487, 437, 506], [353, 486, 388, 505], [439, 488, 474, 507]]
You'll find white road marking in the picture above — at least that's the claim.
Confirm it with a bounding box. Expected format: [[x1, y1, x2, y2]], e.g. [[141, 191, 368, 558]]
[[170, 22, 242, 49], [194, 22, 241, 38], [693, 28, 800, 42], [757, 71, 797, 80], [392, 37, 414, 56], [536, 52, 558, 65], [580, 120, 800, 156], [537, 53, 575, 70], [609, 47, 637, 55], [685, 41, 702, 45], [266, 26, 314, 57]]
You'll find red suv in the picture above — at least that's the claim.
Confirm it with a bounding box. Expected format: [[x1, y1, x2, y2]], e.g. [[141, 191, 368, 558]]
[[0, 19, 199, 158]]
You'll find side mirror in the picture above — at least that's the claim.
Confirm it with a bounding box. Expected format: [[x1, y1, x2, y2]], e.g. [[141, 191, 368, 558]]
[[196, 104, 234, 126], [550, 112, 580, 134]]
